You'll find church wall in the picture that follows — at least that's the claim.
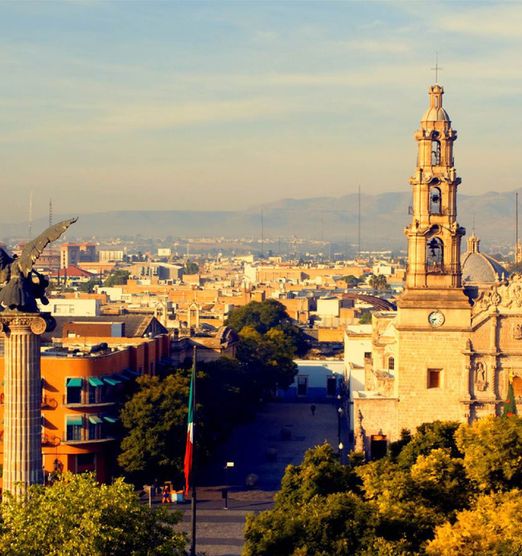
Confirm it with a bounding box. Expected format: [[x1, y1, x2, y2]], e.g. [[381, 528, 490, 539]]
[[353, 397, 399, 448], [397, 330, 469, 433]]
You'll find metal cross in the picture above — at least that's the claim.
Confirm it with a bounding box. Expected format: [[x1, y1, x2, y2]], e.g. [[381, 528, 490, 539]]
[[431, 53, 442, 83]]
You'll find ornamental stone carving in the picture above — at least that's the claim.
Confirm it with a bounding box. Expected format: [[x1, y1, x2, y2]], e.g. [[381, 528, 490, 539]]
[[473, 361, 488, 392]]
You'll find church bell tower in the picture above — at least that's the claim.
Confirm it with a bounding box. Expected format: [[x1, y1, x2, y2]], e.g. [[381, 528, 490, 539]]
[[398, 84, 470, 324]]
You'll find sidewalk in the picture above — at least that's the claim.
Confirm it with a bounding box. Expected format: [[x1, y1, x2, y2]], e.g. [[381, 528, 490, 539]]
[[175, 401, 341, 556]]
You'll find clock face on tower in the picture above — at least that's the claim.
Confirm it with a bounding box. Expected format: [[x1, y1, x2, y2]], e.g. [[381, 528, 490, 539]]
[[428, 311, 445, 327]]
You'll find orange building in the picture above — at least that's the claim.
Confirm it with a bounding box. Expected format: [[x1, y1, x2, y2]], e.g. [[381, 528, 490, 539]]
[[0, 333, 170, 485]]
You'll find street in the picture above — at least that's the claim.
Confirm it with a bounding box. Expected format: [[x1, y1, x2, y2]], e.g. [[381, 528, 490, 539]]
[[175, 401, 343, 556]]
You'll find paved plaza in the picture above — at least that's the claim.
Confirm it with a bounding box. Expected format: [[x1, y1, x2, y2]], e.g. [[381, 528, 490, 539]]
[[176, 401, 342, 556]]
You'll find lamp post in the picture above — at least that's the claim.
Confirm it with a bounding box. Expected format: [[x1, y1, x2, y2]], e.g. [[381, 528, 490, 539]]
[[223, 461, 234, 510], [337, 406, 343, 459]]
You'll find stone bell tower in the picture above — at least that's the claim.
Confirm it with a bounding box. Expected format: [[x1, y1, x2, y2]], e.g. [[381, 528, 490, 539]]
[[394, 85, 471, 432]]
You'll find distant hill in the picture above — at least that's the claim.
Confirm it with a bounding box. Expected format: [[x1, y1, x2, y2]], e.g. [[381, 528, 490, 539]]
[[2, 188, 520, 250]]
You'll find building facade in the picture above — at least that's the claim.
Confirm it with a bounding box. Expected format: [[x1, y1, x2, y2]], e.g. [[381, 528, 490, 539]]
[[352, 84, 520, 458]]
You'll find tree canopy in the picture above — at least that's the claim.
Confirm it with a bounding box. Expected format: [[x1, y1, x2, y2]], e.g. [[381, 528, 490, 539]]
[[0, 473, 186, 556], [103, 270, 130, 287], [243, 416, 522, 555]]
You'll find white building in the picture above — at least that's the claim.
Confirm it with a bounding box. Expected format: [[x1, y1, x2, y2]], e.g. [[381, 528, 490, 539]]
[[278, 359, 345, 402], [42, 298, 101, 317]]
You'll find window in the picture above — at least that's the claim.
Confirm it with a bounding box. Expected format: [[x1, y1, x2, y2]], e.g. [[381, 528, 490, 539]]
[[427, 369, 442, 389], [326, 376, 337, 397], [297, 375, 308, 397], [66, 415, 83, 441], [429, 186, 442, 215], [364, 352, 372, 359], [431, 140, 441, 165], [66, 378, 83, 404], [388, 357, 395, 371], [426, 237, 444, 272], [88, 416, 103, 440]]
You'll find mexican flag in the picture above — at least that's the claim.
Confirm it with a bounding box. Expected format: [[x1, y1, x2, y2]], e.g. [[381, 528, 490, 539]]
[[183, 361, 196, 495], [502, 379, 517, 417]]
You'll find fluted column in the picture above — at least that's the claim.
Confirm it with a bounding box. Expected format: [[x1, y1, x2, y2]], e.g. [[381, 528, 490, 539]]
[[1, 313, 47, 496]]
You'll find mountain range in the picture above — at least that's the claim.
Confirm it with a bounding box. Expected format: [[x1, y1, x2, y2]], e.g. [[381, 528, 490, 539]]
[[2, 188, 520, 251]]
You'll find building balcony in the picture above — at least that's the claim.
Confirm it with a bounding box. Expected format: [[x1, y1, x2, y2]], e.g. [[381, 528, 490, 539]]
[[64, 401, 116, 409], [63, 436, 115, 445]]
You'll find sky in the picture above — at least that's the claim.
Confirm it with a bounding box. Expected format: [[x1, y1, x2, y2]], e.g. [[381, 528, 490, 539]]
[[1, 0, 522, 222]]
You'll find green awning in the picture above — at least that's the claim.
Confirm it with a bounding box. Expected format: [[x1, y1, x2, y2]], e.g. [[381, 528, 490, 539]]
[[66, 378, 83, 388], [103, 415, 118, 424], [103, 377, 120, 386], [114, 373, 130, 382], [88, 415, 103, 424], [88, 377, 104, 388], [67, 415, 83, 426]]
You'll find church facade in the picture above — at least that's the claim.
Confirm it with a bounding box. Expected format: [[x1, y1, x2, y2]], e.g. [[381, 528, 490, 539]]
[[353, 84, 521, 458]]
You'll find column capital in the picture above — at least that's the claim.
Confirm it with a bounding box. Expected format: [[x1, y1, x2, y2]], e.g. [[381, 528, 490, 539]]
[[0, 312, 53, 336]]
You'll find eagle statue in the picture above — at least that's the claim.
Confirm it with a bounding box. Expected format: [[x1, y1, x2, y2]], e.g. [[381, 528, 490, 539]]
[[0, 217, 78, 313]]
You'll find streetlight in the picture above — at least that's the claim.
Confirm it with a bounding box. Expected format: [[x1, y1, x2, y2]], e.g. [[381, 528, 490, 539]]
[[337, 406, 343, 461], [338, 441, 344, 461], [223, 461, 234, 510]]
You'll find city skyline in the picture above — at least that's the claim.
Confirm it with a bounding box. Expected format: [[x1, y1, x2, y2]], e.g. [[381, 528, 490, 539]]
[[1, 1, 521, 222]]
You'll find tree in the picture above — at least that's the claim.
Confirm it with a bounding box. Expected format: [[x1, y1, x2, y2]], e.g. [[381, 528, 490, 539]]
[[426, 490, 522, 556], [103, 270, 130, 287], [0, 473, 186, 556], [243, 445, 372, 556], [392, 421, 462, 469], [368, 274, 389, 291], [455, 415, 522, 492], [118, 373, 190, 483], [76, 278, 100, 293], [227, 299, 308, 356]]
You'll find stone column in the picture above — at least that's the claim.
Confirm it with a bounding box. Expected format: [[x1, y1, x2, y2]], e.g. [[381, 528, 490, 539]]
[[1, 313, 47, 496]]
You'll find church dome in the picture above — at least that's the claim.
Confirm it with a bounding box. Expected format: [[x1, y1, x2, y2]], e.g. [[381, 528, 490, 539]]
[[461, 235, 508, 285], [421, 106, 450, 122]]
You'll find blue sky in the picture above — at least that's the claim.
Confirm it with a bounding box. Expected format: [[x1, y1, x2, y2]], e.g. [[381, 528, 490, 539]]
[[1, 0, 522, 221]]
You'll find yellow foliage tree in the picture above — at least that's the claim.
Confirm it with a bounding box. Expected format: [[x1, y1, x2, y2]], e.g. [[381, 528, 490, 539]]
[[426, 490, 522, 555]]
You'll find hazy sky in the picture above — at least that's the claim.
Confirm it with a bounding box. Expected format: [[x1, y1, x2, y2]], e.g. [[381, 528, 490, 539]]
[[1, 0, 521, 222]]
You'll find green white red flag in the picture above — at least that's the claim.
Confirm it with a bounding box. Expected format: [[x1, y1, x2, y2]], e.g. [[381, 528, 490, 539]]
[[183, 361, 196, 495]]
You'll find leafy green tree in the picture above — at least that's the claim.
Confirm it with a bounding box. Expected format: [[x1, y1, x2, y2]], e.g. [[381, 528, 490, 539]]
[[368, 274, 389, 291], [393, 421, 462, 469], [0, 473, 186, 556], [76, 278, 100, 293], [426, 490, 522, 556], [244, 445, 372, 556], [455, 415, 522, 492], [358, 311, 372, 324], [227, 299, 308, 356], [237, 326, 298, 391], [103, 270, 130, 287], [118, 373, 190, 483]]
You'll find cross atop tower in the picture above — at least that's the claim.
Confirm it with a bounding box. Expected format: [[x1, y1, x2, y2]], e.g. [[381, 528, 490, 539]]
[[431, 53, 442, 83]]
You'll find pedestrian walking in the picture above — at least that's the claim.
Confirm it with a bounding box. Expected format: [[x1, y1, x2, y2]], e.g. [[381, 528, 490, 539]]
[[310, 404, 316, 416], [161, 484, 171, 504]]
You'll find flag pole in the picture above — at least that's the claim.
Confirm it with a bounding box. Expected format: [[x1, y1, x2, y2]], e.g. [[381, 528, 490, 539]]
[[189, 346, 197, 556]]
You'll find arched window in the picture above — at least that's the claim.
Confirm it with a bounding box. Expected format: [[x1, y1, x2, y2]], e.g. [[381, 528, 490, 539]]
[[429, 186, 442, 215], [431, 140, 441, 165], [388, 356, 395, 371], [426, 237, 444, 272]]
